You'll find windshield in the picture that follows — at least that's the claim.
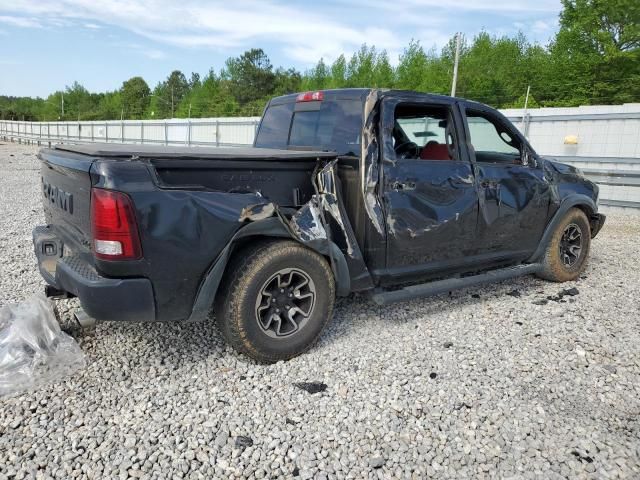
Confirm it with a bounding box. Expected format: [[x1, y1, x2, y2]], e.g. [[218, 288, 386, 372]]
[[255, 99, 363, 156]]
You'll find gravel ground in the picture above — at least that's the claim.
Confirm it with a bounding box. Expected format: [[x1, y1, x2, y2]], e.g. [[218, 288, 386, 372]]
[[1, 141, 639, 479]]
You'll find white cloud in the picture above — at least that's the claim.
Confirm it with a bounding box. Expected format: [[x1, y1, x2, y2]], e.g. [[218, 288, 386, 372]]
[[0, 15, 42, 28], [532, 19, 555, 33], [357, 0, 560, 14], [0, 0, 561, 66], [0, 0, 407, 64], [110, 41, 167, 60], [84, 22, 102, 29], [141, 48, 166, 60]]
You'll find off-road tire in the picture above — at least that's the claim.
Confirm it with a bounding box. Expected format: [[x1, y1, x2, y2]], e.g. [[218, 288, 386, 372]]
[[537, 208, 591, 282], [215, 240, 335, 363]]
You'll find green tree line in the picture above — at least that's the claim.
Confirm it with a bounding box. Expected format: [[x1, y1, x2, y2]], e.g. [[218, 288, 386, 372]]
[[1, 0, 638, 121]]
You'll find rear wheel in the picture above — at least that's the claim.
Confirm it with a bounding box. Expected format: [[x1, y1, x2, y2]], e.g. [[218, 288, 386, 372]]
[[537, 208, 591, 282], [215, 240, 335, 363]]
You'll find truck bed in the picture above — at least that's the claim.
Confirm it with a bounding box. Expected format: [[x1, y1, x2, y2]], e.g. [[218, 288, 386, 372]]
[[50, 143, 339, 207], [36, 143, 344, 322]]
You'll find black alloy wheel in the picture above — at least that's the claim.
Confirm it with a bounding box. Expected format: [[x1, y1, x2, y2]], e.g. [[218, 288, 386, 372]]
[[254, 268, 316, 338], [559, 223, 583, 267]]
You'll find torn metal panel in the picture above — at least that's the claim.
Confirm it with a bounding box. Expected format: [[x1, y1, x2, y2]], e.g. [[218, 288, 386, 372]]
[[360, 89, 386, 236], [315, 161, 354, 255], [317, 195, 352, 256], [289, 160, 373, 291], [289, 200, 327, 242], [238, 202, 277, 223]]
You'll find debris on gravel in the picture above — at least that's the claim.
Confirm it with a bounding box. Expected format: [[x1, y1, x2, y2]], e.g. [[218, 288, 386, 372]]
[[548, 286, 580, 302], [235, 436, 254, 449], [1, 143, 640, 479], [294, 381, 328, 394]]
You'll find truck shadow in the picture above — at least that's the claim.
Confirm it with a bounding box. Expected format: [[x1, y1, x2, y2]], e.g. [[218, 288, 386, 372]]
[[83, 273, 564, 369], [313, 274, 555, 350]]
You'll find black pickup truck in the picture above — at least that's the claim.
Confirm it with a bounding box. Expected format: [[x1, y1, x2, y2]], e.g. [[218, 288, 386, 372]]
[[34, 88, 605, 362]]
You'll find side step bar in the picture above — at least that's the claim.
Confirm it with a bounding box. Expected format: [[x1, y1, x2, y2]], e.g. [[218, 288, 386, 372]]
[[369, 264, 543, 306]]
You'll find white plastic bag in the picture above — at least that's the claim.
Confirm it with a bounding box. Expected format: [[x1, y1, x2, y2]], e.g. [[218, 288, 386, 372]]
[[0, 295, 86, 396]]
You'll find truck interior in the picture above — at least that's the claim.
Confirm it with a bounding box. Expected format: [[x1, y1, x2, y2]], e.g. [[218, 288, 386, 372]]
[[392, 104, 457, 161]]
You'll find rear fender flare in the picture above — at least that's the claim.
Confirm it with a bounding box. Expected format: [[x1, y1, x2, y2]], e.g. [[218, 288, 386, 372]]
[[527, 194, 596, 263], [187, 218, 350, 322]]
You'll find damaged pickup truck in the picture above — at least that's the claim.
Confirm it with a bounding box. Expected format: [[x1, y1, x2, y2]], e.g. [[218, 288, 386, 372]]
[[33, 88, 605, 362]]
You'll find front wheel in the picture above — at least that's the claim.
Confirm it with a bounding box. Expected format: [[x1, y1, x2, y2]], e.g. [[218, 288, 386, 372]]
[[537, 208, 591, 282], [215, 240, 335, 363]]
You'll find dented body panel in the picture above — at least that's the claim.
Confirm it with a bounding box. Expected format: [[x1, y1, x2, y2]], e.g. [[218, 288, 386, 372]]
[[377, 94, 481, 281], [33, 88, 604, 324]]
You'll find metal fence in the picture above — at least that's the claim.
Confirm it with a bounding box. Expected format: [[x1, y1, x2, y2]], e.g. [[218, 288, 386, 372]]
[[2, 104, 639, 210], [0, 117, 260, 148]]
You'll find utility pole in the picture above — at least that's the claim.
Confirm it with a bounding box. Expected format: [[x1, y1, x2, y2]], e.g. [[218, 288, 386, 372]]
[[61, 91, 64, 118], [521, 85, 531, 138], [450, 33, 461, 97], [171, 85, 174, 118], [523, 85, 531, 110]]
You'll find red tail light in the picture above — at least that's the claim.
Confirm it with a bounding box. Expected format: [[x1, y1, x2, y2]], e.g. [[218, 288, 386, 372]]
[[296, 91, 324, 102], [91, 188, 142, 260]]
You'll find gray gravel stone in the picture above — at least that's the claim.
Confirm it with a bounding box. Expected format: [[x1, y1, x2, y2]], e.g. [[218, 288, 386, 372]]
[[1, 142, 639, 479]]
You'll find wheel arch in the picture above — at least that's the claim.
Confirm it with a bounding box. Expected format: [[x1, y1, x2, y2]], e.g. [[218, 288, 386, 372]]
[[186, 218, 350, 322], [527, 194, 597, 264]]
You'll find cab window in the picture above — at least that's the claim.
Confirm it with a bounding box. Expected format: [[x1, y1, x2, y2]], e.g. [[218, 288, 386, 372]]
[[466, 110, 521, 164], [393, 104, 458, 161], [288, 99, 362, 155], [254, 103, 294, 149], [254, 98, 362, 156]]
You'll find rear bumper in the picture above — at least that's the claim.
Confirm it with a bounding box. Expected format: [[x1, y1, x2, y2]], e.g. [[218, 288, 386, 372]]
[[590, 213, 606, 238], [33, 225, 156, 322]]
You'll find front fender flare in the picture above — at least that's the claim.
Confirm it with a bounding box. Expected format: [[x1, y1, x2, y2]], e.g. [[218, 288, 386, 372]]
[[527, 194, 597, 263]]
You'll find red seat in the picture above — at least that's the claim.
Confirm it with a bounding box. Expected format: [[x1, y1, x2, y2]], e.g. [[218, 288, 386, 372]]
[[420, 142, 450, 160]]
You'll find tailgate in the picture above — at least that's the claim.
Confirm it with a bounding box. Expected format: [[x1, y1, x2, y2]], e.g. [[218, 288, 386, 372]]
[[39, 149, 94, 247]]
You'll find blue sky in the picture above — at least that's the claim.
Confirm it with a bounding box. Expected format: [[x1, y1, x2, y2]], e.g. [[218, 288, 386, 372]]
[[0, 0, 561, 98]]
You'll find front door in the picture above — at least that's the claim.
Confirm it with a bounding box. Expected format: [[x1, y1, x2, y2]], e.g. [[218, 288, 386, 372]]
[[379, 98, 479, 284], [462, 105, 550, 259]]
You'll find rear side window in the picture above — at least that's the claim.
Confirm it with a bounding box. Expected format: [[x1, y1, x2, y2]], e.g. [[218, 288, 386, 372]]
[[254, 103, 294, 148], [255, 99, 362, 155], [289, 100, 362, 155]]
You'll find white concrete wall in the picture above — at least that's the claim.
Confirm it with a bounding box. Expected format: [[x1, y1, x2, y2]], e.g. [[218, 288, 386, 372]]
[[502, 104, 640, 158]]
